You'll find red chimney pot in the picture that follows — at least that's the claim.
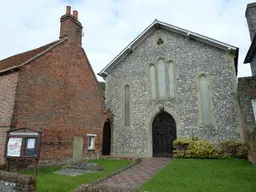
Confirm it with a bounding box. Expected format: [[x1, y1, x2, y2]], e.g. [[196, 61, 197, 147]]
[[60, 6, 82, 46], [66, 6, 71, 14], [73, 10, 78, 20]]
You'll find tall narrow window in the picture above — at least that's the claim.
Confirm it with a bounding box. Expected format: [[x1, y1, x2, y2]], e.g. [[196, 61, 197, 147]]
[[252, 99, 256, 122], [149, 64, 156, 99], [199, 75, 211, 124], [168, 62, 175, 97], [107, 75, 112, 97], [158, 59, 166, 98], [124, 85, 130, 126]]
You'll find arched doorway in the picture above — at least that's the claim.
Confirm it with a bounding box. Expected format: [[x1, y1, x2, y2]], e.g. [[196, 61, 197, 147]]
[[102, 119, 111, 155], [152, 112, 176, 157]]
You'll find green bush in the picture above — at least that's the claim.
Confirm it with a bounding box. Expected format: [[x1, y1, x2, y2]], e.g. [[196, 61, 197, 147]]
[[174, 139, 221, 159], [220, 140, 248, 159], [174, 139, 248, 159], [173, 139, 191, 151]]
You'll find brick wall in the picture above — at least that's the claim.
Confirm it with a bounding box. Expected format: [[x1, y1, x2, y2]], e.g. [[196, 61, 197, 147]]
[[11, 41, 108, 160], [0, 170, 36, 192], [0, 71, 19, 164], [238, 76, 256, 164]]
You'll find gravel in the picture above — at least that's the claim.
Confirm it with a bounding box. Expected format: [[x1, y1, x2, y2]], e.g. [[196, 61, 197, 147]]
[[0, 181, 16, 192], [63, 162, 104, 172], [54, 162, 104, 177]]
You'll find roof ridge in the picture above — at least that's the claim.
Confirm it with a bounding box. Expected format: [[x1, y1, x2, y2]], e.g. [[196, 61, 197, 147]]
[[0, 38, 67, 74], [155, 19, 237, 49], [0, 39, 61, 63], [17, 38, 67, 68]]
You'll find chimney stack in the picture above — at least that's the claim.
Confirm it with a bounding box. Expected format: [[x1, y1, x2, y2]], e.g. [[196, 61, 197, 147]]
[[73, 10, 78, 20], [59, 6, 83, 46], [66, 6, 71, 14], [246, 3, 256, 41]]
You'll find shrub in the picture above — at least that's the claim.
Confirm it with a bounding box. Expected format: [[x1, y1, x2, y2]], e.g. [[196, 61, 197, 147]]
[[174, 139, 221, 159], [174, 139, 249, 159], [220, 140, 248, 159], [173, 139, 191, 151]]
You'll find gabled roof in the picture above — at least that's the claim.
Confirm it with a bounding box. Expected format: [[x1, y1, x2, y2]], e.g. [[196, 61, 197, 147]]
[[98, 19, 239, 78], [0, 38, 67, 74]]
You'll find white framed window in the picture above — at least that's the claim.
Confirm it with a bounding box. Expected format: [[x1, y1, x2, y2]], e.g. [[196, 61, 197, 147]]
[[149, 64, 156, 99], [198, 74, 212, 124], [149, 58, 175, 99], [124, 85, 131, 126], [252, 99, 256, 121], [157, 59, 167, 98], [106, 75, 112, 98], [168, 61, 175, 97], [87, 134, 97, 150]]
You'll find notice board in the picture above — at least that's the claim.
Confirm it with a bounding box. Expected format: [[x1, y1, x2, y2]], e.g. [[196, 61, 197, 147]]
[[23, 137, 38, 157], [5, 128, 42, 159], [4, 127, 43, 176], [7, 138, 22, 157]]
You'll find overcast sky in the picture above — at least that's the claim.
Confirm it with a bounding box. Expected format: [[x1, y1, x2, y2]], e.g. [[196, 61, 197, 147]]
[[0, 0, 253, 81]]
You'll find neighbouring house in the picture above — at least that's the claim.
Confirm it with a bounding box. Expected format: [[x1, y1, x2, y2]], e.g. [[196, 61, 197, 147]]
[[238, 2, 256, 164], [99, 19, 244, 158], [0, 6, 112, 165]]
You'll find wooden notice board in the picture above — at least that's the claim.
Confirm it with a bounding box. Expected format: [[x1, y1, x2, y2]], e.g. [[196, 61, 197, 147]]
[[4, 127, 43, 176]]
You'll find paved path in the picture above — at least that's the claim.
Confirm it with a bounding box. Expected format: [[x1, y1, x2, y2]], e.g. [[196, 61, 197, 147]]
[[100, 158, 171, 189]]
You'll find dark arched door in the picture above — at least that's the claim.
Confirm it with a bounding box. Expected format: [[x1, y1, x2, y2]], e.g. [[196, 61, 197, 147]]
[[152, 112, 176, 157], [102, 120, 111, 155]]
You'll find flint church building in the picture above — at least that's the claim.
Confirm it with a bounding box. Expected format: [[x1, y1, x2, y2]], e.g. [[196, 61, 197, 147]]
[[99, 20, 244, 158]]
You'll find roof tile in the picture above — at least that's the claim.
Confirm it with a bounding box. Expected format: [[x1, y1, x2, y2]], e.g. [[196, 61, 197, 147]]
[[0, 40, 62, 72]]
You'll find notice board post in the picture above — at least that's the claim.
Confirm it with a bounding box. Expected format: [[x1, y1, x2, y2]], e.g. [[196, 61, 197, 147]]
[[4, 128, 43, 176]]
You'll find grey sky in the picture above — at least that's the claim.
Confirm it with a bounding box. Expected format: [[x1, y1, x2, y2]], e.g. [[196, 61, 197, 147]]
[[0, 0, 253, 80]]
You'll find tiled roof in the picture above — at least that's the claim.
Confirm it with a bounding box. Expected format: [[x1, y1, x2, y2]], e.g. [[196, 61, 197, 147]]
[[0, 39, 66, 73]]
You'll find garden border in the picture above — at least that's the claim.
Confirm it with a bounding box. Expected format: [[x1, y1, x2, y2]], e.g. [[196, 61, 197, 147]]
[[90, 158, 142, 185]]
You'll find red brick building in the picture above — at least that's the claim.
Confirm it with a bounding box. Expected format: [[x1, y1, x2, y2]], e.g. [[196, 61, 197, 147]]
[[0, 6, 112, 165]]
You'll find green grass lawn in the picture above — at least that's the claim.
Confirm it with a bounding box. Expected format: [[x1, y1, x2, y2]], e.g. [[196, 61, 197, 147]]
[[21, 159, 131, 192], [140, 159, 256, 192]]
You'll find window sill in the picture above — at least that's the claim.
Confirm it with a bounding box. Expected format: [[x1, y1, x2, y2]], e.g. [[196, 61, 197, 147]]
[[88, 149, 95, 151]]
